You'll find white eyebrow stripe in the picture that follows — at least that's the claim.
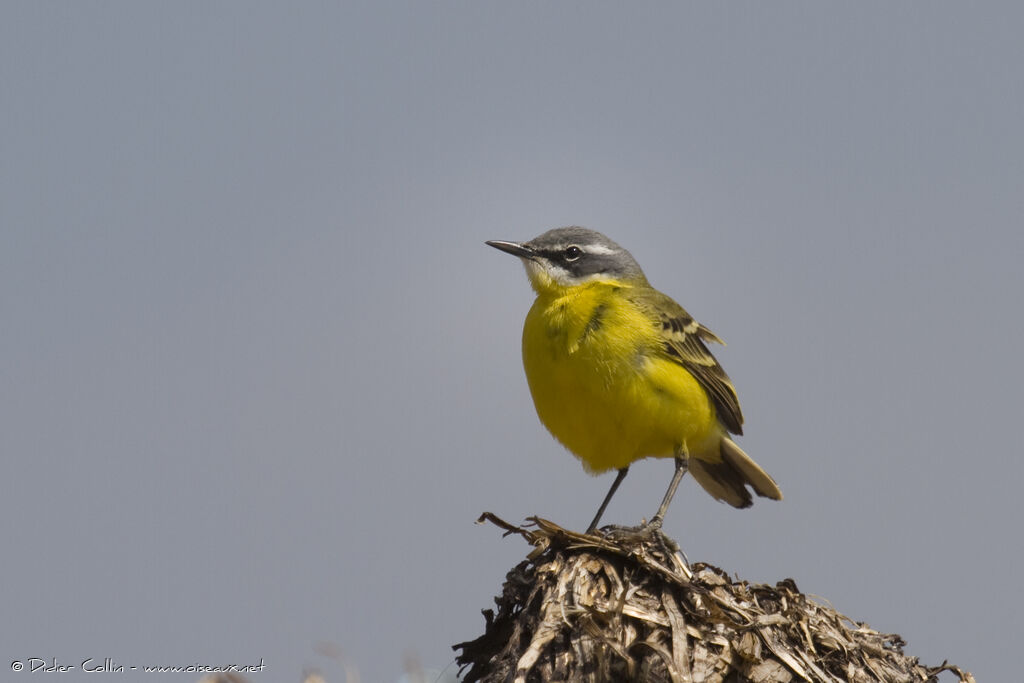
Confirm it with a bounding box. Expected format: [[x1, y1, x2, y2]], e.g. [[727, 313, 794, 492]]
[[581, 244, 616, 255]]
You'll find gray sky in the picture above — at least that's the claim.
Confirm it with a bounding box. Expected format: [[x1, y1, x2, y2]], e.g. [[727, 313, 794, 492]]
[[3, 3, 1021, 682]]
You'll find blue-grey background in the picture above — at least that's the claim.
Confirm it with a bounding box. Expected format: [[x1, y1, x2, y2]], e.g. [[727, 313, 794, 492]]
[[3, 3, 1020, 682]]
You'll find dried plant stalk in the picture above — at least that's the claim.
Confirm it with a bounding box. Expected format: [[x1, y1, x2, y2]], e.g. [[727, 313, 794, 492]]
[[454, 514, 974, 683]]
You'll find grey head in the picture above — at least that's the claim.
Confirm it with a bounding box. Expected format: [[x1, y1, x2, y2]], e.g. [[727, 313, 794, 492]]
[[486, 227, 646, 287]]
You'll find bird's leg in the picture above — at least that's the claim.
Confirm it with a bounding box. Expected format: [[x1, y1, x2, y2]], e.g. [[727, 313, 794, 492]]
[[586, 467, 629, 534], [648, 453, 689, 529]]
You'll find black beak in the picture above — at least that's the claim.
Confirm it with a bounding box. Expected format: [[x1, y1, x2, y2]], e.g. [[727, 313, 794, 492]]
[[486, 240, 535, 258]]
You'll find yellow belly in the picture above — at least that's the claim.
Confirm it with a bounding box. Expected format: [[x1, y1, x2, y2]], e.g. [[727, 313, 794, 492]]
[[522, 283, 722, 473]]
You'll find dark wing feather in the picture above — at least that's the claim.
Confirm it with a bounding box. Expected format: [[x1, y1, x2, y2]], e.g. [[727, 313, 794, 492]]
[[635, 290, 744, 435]]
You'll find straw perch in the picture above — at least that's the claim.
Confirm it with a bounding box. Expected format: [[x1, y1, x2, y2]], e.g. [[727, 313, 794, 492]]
[[454, 514, 973, 683]]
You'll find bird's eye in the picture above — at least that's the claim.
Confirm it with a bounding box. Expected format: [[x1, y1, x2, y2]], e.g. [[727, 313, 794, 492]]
[[564, 246, 582, 261]]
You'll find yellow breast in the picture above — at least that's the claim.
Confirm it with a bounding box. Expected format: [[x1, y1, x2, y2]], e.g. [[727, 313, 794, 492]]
[[522, 280, 722, 473]]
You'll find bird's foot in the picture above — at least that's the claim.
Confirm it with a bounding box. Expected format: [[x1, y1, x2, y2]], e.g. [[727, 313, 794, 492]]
[[590, 520, 662, 544], [586, 520, 691, 579]]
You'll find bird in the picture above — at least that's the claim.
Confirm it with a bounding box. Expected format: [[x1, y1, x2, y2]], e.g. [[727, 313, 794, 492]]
[[486, 227, 782, 533]]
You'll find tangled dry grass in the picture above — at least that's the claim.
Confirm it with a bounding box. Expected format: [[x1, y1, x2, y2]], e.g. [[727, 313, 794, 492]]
[[454, 514, 974, 683]]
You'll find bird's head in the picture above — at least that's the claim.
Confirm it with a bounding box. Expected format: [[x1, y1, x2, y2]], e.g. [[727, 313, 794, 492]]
[[487, 227, 646, 295]]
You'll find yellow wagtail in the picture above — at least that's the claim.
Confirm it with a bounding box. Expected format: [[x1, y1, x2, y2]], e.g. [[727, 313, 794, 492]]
[[487, 227, 782, 533]]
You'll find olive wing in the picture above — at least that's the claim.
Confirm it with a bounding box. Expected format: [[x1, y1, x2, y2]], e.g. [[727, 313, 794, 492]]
[[635, 290, 745, 435]]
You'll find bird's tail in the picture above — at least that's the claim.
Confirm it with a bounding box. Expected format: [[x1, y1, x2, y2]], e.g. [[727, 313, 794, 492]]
[[688, 438, 783, 508]]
